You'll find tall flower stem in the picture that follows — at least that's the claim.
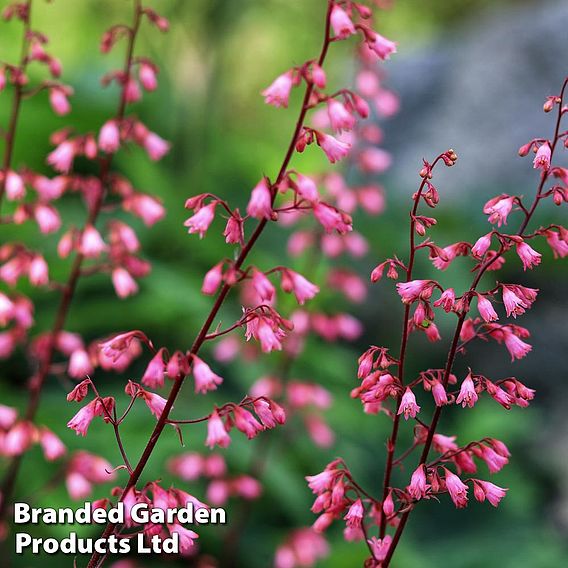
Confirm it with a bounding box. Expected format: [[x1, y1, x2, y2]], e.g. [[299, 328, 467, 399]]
[[381, 78, 568, 567], [0, 0, 33, 213], [85, 3, 335, 567], [0, 0, 143, 524]]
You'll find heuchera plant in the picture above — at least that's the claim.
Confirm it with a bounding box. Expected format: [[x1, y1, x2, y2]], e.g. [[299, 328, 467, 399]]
[[305, 79, 568, 568], [0, 0, 398, 566]]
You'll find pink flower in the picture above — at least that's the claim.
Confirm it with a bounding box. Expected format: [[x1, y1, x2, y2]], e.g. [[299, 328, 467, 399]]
[[233, 406, 264, 439], [383, 491, 395, 517], [306, 469, 336, 494], [396, 279, 434, 304], [344, 499, 364, 529], [3, 422, 35, 456], [367, 535, 392, 562], [123, 194, 165, 226], [98, 120, 121, 153], [184, 202, 217, 238], [476, 294, 498, 322], [49, 88, 71, 116], [397, 387, 420, 420], [80, 225, 107, 258], [433, 288, 455, 312], [280, 269, 319, 305], [327, 99, 356, 132], [358, 147, 392, 173], [483, 195, 514, 226], [67, 400, 99, 436], [29, 256, 49, 286], [5, 171, 25, 201], [444, 469, 469, 508], [192, 356, 223, 394], [66, 379, 91, 402], [316, 132, 351, 163], [502, 330, 532, 360], [140, 390, 167, 419], [34, 204, 61, 234], [262, 71, 294, 108], [205, 410, 231, 448], [478, 445, 509, 473], [247, 178, 273, 219], [473, 479, 508, 507], [295, 173, 319, 202], [141, 348, 166, 389], [501, 284, 537, 318], [516, 241, 542, 270], [330, 5, 356, 39], [232, 475, 262, 499], [139, 62, 158, 91], [39, 428, 66, 461], [65, 472, 91, 500], [471, 233, 492, 258], [168, 524, 199, 553], [202, 262, 224, 295], [456, 373, 478, 408], [143, 132, 170, 161], [313, 202, 352, 234], [533, 142, 551, 170], [223, 212, 244, 245], [0, 404, 17, 430], [112, 268, 138, 299], [68, 349, 94, 379], [367, 32, 397, 60], [252, 269, 275, 302], [47, 140, 76, 173], [431, 380, 448, 406]]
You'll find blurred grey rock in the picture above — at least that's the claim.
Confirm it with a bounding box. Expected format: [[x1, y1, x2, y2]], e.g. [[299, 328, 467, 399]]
[[384, 0, 568, 197]]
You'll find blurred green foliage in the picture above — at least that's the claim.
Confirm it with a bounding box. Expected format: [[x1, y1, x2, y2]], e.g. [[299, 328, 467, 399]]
[[0, 1, 566, 567]]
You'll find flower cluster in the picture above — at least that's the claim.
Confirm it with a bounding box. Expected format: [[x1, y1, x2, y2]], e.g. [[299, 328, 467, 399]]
[[306, 77, 567, 565]]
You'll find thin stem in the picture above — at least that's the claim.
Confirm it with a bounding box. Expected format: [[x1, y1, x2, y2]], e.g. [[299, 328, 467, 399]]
[[85, 4, 335, 567], [0, 0, 143, 523], [0, 0, 33, 212], [378, 156, 444, 538], [381, 77, 568, 567]]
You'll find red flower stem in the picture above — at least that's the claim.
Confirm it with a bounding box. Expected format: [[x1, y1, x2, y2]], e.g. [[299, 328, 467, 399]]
[[378, 155, 444, 538], [0, 0, 143, 524], [0, 0, 33, 213], [84, 4, 335, 568], [382, 78, 568, 567]]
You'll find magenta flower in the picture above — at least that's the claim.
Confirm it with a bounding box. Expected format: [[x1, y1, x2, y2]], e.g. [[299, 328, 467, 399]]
[[396, 279, 434, 304], [205, 410, 230, 448], [472, 479, 508, 507], [330, 5, 356, 39], [201, 262, 224, 296], [456, 373, 478, 408], [344, 499, 364, 529], [502, 329, 532, 361], [140, 390, 167, 419], [141, 348, 166, 389], [367, 32, 397, 60], [397, 387, 421, 420], [280, 269, 319, 305], [184, 202, 217, 238], [192, 355, 223, 394], [444, 469, 469, 508], [313, 202, 352, 234], [261, 71, 294, 108], [431, 380, 448, 406], [483, 195, 514, 226], [476, 294, 499, 322], [247, 178, 273, 219], [471, 232, 492, 258], [316, 132, 351, 163], [367, 535, 393, 562], [516, 241, 542, 270], [533, 142, 551, 170]]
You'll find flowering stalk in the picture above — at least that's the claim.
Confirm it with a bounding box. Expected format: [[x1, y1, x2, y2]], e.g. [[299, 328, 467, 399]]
[[82, 4, 336, 567], [0, 0, 168, 522], [306, 76, 567, 566]]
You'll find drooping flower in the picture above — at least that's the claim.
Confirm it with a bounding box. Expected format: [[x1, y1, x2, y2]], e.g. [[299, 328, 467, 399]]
[[397, 387, 420, 420], [112, 268, 138, 299], [184, 202, 217, 238], [444, 469, 469, 508], [205, 410, 230, 448], [192, 356, 223, 394], [367, 32, 397, 60], [330, 5, 356, 39], [316, 132, 351, 163], [516, 241, 542, 270], [476, 294, 499, 322], [39, 428, 66, 461], [483, 195, 515, 226], [344, 499, 364, 529], [141, 348, 166, 389], [472, 479, 508, 507], [262, 71, 294, 108], [533, 142, 551, 170], [98, 120, 121, 153], [202, 262, 224, 296], [280, 269, 319, 305], [247, 178, 273, 219], [327, 99, 356, 132], [456, 373, 478, 408]]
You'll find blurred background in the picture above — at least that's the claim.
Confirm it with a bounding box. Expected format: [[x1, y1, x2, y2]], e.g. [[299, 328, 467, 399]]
[[0, 0, 567, 566]]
